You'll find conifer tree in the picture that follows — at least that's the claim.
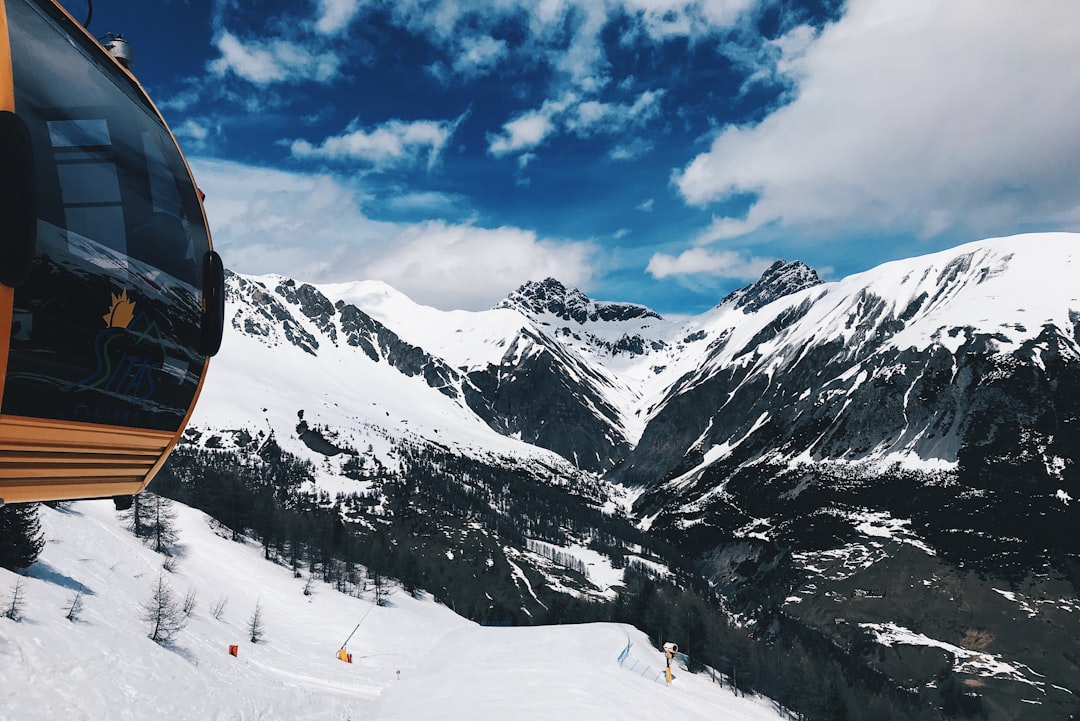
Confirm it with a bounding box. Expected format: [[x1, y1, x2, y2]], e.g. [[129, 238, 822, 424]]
[[248, 600, 265, 643], [0, 503, 45, 570], [4, 578, 26, 621]]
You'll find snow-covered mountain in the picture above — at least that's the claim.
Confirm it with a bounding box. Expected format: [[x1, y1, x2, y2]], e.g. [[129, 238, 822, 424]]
[[0, 501, 784, 721], [178, 232, 1080, 719], [200, 233, 1078, 501]]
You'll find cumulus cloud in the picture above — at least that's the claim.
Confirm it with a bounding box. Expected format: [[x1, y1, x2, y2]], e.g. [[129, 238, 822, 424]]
[[291, 113, 468, 170], [646, 247, 773, 279], [674, 0, 1080, 242], [192, 159, 393, 281], [191, 158, 597, 310], [208, 31, 340, 85], [364, 222, 598, 310]]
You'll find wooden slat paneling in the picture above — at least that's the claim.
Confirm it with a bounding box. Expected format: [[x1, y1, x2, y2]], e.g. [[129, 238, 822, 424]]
[[0, 415, 174, 503]]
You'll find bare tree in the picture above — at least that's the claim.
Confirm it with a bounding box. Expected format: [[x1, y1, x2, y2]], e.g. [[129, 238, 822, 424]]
[[142, 575, 186, 644], [182, 588, 198, 617], [148, 494, 179, 555], [247, 600, 265, 643], [65, 591, 85, 622], [210, 595, 228, 621], [120, 492, 151, 538], [122, 493, 179, 556], [4, 578, 26, 621]]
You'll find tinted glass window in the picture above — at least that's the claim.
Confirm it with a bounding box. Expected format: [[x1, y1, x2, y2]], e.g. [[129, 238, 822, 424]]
[[3, 0, 211, 431]]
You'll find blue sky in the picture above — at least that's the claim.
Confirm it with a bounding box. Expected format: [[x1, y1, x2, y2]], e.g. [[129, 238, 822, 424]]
[[74, 0, 1080, 314]]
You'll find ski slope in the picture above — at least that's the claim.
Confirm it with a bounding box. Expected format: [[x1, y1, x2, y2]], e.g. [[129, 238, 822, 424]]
[[0, 502, 784, 721]]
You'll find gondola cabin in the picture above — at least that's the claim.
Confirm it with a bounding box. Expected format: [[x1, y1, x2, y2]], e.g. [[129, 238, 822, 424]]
[[0, 0, 224, 505]]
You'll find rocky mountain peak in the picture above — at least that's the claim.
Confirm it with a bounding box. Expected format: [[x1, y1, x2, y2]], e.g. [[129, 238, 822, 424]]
[[720, 260, 822, 313], [497, 277, 662, 324]]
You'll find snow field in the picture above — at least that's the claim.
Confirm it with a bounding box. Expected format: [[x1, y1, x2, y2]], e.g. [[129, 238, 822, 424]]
[[0, 501, 783, 721]]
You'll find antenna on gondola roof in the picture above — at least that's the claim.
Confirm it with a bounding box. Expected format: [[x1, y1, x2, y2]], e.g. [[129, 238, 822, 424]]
[[79, 0, 133, 70], [101, 32, 133, 69]]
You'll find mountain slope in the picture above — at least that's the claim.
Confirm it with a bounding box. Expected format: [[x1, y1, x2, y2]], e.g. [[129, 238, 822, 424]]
[[616, 234, 1080, 721], [204, 271, 598, 492], [625, 235, 1080, 556], [0, 501, 784, 721], [177, 232, 1080, 720], [624, 234, 1080, 488]]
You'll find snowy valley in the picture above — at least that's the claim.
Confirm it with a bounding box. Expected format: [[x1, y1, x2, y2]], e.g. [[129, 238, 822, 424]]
[[3, 232, 1079, 720]]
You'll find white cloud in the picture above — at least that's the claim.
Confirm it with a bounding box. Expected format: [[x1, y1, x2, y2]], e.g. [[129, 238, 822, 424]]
[[175, 119, 210, 143], [291, 114, 467, 170], [208, 31, 340, 85], [721, 22, 819, 99], [488, 96, 575, 155], [190, 158, 597, 310], [489, 89, 664, 157], [620, 0, 756, 41], [315, 0, 360, 34], [373, 1, 746, 154], [384, 190, 468, 214], [567, 89, 665, 135], [646, 247, 773, 279], [489, 112, 554, 155], [549, 2, 610, 92], [172, 118, 222, 154], [364, 221, 598, 310], [452, 34, 509, 76], [609, 138, 654, 160], [674, 0, 1080, 242]]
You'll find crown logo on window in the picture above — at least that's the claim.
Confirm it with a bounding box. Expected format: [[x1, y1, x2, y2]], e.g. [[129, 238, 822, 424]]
[[103, 290, 136, 329]]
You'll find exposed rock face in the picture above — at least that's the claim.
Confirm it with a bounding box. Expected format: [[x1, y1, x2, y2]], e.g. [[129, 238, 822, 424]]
[[228, 272, 321, 355], [229, 272, 470, 403], [498, 277, 661, 324], [276, 278, 338, 343], [465, 329, 633, 472], [719, 260, 822, 313]]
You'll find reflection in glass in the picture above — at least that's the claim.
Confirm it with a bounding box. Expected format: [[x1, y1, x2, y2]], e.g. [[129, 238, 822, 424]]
[[3, 0, 211, 431]]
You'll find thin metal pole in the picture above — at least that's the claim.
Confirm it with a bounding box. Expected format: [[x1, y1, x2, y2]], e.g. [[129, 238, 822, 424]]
[[339, 623, 361, 650]]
